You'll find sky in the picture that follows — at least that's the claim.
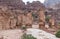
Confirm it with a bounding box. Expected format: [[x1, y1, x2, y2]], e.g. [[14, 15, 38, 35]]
[[22, 0, 45, 4]]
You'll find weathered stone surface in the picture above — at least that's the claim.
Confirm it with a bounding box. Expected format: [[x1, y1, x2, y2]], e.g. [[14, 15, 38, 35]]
[[9, 17, 17, 29], [25, 12, 33, 27], [21, 12, 33, 28], [49, 17, 55, 28], [0, 1, 46, 30], [0, 0, 25, 10], [39, 11, 45, 22], [39, 11, 45, 28], [17, 14, 22, 27], [27, 13, 33, 24], [22, 14, 26, 25]]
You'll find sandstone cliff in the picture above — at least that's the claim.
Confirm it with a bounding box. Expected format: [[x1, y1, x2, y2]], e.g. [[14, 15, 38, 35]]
[[0, 1, 46, 30]]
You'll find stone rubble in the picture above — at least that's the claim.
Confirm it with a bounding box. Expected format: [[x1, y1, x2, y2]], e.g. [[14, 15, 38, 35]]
[[26, 28, 59, 39], [0, 29, 59, 39]]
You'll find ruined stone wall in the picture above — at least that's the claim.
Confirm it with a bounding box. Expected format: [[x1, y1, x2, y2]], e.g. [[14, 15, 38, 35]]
[[0, 0, 48, 30], [0, 9, 34, 30], [49, 17, 55, 28], [39, 10, 45, 28], [0, 11, 11, 30], [46, 8, 60, 25]]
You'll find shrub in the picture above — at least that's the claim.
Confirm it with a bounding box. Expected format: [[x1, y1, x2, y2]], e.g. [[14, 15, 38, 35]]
[[55, 30, 60, 38], [21, 25, 26, 30], [45, 16, 50, 23], [22, 33, 37, 39], [58, 22, 60, 26]]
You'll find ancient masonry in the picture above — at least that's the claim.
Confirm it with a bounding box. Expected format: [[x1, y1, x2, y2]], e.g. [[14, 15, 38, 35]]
[[0, 0, 55, 29], [0, 6, 55, 30]]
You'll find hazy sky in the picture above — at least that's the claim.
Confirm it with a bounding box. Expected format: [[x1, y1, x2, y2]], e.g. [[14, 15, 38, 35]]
[[22, 0, 45, 3]]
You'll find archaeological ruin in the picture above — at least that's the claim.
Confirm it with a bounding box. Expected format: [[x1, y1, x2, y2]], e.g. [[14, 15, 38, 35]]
[[0, 0, 56, 30]]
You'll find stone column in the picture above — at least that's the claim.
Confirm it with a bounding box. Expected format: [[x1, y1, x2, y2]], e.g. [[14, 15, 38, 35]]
[[22, 14, 26, 26], [17, 14, 23, 28], [9, 16, 17, 29], [49, 17, 55, 28], [39, 11, 45, 28], [0, 17, 10, 30], [0, 22, 3, 30], [0, 16, 4, 30], [26, 12, 33, 28]]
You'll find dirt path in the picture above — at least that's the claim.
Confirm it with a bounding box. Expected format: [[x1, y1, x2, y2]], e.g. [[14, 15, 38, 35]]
[[0, 24, 59, 39], [0, 29, 23, 39]]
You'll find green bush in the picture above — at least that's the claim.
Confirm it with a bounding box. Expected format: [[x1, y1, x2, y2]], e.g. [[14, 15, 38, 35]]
[[55, 30, 60, 38], [21, 25, 26, 30], [58, 22, 60, 26], [22, 34, 37, 39], [45, 16, 51, 23]]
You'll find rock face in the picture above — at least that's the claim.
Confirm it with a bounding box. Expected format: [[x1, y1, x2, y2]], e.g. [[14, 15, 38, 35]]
[[0, 1, 46, 30], [0, 7, 16, 29], [49, 17, 55, 27], [44, 0, 60, 25], [26, 1, 45, 11], [0, 0, 25, 9], [26, 1, 45, 26], [46, 8, 60, 25], [39, 10, 45, 28]]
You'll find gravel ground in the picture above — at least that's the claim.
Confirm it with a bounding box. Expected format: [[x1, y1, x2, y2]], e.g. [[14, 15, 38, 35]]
[[0, 29, 23, 39], [0, 29, 59, 39], [26, 28, 59, 39]]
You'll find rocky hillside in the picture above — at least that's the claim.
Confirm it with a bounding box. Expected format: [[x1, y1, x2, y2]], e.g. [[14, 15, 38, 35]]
[[26, 1, 45, 10], [0, 0, 25, 9], [44, 0, 60, 25], [44, 0, 60, 9], [0, 0, 45, 10], [0, 1, 45, 30]]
